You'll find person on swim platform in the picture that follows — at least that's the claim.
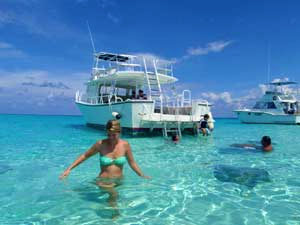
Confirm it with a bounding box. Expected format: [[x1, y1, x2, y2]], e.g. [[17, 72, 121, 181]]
[[230, 136, 273, 152], [60, 120, 150, 182], [199, 114, 211, 136]]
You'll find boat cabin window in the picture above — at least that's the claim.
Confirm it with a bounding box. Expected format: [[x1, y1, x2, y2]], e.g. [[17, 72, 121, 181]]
[[267, 102, 276, 109], [253, 102, 266, 109], [296, 102, 300, 113], [253, 102, 276, 109]]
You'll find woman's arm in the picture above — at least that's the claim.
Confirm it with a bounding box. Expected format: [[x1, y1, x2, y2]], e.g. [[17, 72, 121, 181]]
[[125, 142, 150, 179], [59, 141, 101, 179]]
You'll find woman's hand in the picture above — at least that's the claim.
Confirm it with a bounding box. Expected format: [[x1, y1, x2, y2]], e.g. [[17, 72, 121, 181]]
[[59, 168, 71, 180], [141, 174, 151, 179]]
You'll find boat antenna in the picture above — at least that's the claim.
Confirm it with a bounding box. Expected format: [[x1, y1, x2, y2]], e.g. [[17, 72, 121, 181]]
[[267, 44, 271, 84], [86, 21, 96, 53]]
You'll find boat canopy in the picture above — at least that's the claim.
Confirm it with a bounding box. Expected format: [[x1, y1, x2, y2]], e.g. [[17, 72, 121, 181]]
[[94, 52, 136, 62], [89, 72, 177, 89], [268, 81, 297, 86]]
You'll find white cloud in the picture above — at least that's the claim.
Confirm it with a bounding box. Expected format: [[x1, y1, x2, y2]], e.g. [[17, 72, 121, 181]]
[[0, 5, 85, 40], [0, 41, 27, 58], [0, 70, 87, 97], [0, 49, 27, 58], [107, 13, 119, 24], [0, 42, 13, 48], [134, 52, 173, 64], [201, 91, 233, 104], [77, 0, 116, 8], [76, 0, 119, 24], [186, 40, 233, 57], [0, 69, 88, 114], [198, 77, 300, 117], [123, 40, 232, 66], [0, 10, 15, 26]]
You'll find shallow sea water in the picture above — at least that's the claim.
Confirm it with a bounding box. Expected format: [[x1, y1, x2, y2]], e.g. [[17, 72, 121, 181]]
[[0, 114, 300, 225]]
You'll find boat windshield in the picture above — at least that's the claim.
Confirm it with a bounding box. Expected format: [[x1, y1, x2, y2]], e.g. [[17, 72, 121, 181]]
[[253, 102, 277, 109], [279, 95, 295, 101]]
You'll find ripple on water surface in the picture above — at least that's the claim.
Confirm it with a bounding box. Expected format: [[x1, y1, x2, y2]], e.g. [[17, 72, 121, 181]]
[[0, 115, 300, 224]]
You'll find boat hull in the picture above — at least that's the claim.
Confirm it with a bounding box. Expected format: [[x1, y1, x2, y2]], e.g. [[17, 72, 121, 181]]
[[234, 111, 300, 124], [76, 100, 212, 132], [76, 100, 154, 129]]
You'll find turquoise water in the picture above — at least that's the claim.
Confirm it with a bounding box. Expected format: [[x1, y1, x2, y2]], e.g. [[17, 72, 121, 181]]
[[1, 114, 300, 225]]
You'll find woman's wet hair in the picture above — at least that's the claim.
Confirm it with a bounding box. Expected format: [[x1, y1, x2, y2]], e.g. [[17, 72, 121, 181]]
[[204, 114, 210, 119], [106, 119, 121, 133], [261, 136, 271, 146]]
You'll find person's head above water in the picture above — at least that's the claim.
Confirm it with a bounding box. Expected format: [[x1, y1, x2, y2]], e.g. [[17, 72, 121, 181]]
[[261, 136, 272, 151], [106, 120, 121, 141], [261, 136, 271, 146], [204, 114, 210, 120], [172, 134, 179, 143]]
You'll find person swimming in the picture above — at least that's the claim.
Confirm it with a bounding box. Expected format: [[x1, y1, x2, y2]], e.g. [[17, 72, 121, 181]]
[[230, 136, 273, 152], [260, 136, 273, 152]]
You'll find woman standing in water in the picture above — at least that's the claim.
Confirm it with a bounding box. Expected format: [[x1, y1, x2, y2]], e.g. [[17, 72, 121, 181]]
[[60, 120, 150, 210]]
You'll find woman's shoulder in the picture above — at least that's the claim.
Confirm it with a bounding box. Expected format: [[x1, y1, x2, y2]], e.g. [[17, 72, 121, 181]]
[[119, 139, 130, 146], [95, 139, 105, 147]]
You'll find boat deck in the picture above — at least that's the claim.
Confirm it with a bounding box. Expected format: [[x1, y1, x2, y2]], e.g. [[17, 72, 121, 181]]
[[141, 113, 199, 123]]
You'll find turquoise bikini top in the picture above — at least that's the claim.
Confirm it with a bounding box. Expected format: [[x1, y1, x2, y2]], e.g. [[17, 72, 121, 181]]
[[99, 155, 126, 166]]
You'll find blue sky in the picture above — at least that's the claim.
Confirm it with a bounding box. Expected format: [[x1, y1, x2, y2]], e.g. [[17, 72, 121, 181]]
[[1, 0, 300, 116]]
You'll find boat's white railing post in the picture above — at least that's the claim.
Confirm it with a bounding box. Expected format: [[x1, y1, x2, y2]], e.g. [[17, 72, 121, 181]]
[[75, 91, 79, 102], [143, 57, 148, 74], [153, 59, 163, 114], [115, 55, 119, 73], [182, 90, 192, 107], [143, 57, 152, 101]]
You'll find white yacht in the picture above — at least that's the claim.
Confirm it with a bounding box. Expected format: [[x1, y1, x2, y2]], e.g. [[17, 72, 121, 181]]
[[75, 52, 214, 135], [234, 81, 300, 124]]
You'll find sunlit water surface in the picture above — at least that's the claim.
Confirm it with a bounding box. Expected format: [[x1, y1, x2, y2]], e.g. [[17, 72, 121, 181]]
[[0, 114, 300, 224]]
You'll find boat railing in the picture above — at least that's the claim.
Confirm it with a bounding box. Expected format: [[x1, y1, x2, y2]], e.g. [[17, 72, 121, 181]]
[[92, 55, 174, 78], [76, 91, 123, 105], [142, 57, 173, 76], [278, 95, 296, 101], [158, 90, 195, 116]]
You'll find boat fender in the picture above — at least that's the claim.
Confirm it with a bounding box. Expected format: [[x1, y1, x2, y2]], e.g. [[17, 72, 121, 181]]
[[112, 112, 122, 120], [207, 112, 214, 130]]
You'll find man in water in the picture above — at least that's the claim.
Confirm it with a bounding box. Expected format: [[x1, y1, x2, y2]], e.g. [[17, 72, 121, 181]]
[[230, 136, 273, 152]]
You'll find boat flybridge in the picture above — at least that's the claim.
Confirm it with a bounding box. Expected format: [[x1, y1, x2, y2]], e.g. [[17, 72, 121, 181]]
[[75, 52, 214, 136], [234, 81, 300, 124]]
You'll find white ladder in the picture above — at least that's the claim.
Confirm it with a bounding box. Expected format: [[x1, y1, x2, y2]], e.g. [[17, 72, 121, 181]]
[[108, 80, 117, 104], [162, 121, 182, 138], [143, 58, 163, 113]]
